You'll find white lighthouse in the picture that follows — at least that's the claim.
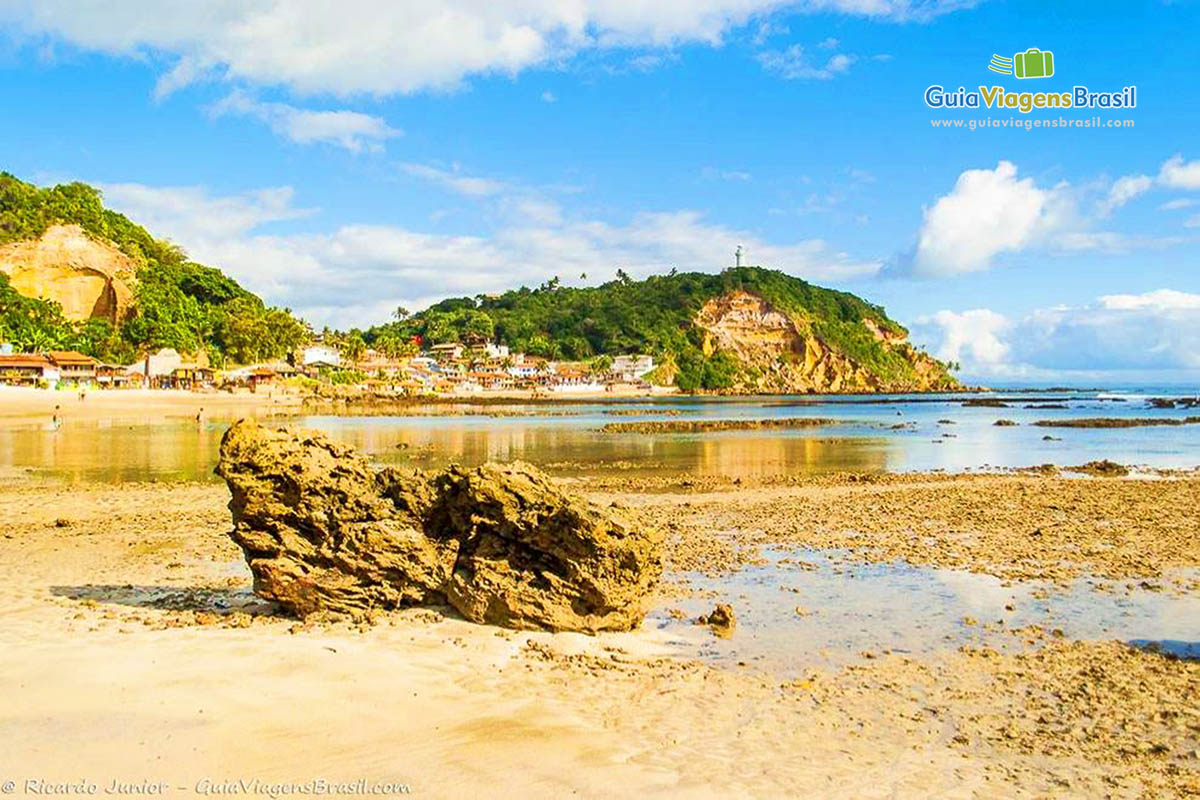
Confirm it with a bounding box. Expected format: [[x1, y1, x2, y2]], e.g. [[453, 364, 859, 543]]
[[735, 244, 745, 267]]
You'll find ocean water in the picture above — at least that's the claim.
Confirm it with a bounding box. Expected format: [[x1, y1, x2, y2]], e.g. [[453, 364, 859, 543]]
[[1, 389, 1198, 483]]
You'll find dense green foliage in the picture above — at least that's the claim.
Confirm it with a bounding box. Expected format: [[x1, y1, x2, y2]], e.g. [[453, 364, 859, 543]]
[[0, 172, 307, 364], [368, 267, 944, 390]]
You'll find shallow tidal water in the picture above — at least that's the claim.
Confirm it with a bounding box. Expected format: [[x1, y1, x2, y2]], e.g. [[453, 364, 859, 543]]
[[3, 389, 1199, 483], [653, 548, 1200, 675], [4, 388, 1197, 673]]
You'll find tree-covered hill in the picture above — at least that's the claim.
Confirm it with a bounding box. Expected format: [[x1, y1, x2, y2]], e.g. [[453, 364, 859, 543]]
[[369, 267, 958, 392], [0, 172, 306, 364]]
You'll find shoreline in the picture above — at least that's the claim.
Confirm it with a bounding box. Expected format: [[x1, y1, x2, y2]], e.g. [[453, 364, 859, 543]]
[[1, 470, 1196, 797], [1, 383, 1179, 428], [0, 385, 301, 426]]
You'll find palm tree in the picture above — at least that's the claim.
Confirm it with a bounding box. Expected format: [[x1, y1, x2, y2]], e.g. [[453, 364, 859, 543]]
[[340, 334, 366, 365]]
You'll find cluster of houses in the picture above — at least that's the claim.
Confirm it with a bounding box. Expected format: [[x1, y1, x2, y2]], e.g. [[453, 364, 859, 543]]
[[0, 338, 657, 396], [383, 341, 656, 395]]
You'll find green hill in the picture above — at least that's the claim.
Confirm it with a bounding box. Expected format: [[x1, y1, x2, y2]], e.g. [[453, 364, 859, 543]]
[[371, 268, 959, 393], [0, 172, 306, 365]]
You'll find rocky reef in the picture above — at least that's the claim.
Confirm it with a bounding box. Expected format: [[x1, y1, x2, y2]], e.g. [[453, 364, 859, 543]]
[[215, 421, 663, 632]]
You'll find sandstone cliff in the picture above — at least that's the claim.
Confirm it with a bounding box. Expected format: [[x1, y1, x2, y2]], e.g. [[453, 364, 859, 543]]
[[695, 290, 955, 393], [0, 224, 137, 323]]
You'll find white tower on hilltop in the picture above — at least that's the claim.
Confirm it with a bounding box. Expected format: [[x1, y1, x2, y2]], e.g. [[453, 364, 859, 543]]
[[735, 244, 745, 267]]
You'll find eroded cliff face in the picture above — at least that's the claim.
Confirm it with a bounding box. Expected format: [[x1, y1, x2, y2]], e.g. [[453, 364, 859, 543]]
[[694, 290, 956, 393], [0, 224, 137, 323]]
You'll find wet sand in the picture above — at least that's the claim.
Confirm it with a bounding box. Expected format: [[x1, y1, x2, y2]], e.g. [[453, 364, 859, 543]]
[[1, 472, 1197, 797]]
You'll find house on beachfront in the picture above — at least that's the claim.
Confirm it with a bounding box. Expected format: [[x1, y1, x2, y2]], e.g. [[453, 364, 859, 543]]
[[0, 353, 58, 387], [47, 351, 99, 386], [302, 344, 341, 368], [96, 363, 144, 389], [610, 355, 655, 382]]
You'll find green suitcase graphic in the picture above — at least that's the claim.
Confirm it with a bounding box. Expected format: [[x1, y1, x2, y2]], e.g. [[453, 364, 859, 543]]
[[1014, 48, 1054, 79]]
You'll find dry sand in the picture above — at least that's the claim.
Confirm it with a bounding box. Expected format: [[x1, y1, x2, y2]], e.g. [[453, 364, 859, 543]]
[[1, 475, 1197, 798]]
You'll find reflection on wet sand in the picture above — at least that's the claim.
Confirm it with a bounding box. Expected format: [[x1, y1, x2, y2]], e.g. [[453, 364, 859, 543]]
[[3, 389, 1200, 483]]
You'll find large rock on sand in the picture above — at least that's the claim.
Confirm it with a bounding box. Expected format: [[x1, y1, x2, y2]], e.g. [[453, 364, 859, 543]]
[[215, 421, 662, 632]]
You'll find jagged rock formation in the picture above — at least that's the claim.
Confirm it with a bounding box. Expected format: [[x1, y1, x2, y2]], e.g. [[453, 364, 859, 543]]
[[695, 290, 954, 393], [215, 421, 663, 631], [0, 224, 137, 323]]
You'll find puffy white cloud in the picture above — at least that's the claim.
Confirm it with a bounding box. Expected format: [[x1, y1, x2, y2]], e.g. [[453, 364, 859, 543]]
[[912, 161, 1066, 276], [1101, 173, 1152, 214], [907, 156, 1200, 277], [208, 90, 401, 152], [913, 309, 1010, 367], [0, 0, 970, 97], [97, 180, 881, 326], [913, 290, 1200, 380], [757, 44, 857, 79], [1158, 154, 1200, 191]]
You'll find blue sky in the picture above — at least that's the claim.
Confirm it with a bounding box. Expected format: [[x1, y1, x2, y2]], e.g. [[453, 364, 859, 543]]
[[1, 0, 1198, 384]]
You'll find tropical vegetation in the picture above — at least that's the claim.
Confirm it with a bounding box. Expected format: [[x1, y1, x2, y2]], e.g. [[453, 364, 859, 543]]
[[0, 173, 308, 364]]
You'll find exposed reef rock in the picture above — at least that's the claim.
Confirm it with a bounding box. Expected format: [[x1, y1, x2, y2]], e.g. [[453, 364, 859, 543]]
[[600, 417, 836, 434], [695, 603, 737, 638], [215, 421, 663, 632], [0, 224, 136, 323], [1034, 417, 1200, 429]]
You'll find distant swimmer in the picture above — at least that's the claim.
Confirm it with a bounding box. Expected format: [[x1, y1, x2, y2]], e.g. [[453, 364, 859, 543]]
[[196, 407, 204, 424]]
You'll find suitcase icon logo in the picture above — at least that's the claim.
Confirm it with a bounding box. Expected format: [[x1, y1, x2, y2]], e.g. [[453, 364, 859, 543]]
[[988, 48, 1055, 79]]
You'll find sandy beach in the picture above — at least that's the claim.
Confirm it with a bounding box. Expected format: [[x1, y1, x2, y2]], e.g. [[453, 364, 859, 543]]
[[0, 386, 302, 426], [2, 471, 1196, 798]]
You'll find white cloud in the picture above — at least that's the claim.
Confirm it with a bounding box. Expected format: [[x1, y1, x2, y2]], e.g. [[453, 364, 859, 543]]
[[1099, 289, 1200, 311], [758, 44, 857, 79], [912, 161, 1067, 276], [1158, 154, 1200, 190], [1159, 198, 1196, 211], [700, 167, 752, 181], [914, 309, 1010, 367], [208, 90, 401, 152], [399, 163, 507, 197], [1101, 173, 1151, 214], [98, 180, 881, 327], [540, 90, 556, 103], [97, 183, 315, 241], [0, 1, 968, 97], [905, 160, 1187, 276], [913, 290, 1200, 380]]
